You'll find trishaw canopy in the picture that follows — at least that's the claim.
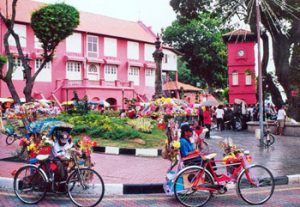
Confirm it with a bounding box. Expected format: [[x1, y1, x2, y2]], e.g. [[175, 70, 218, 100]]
[[28, 120, 73, 137]]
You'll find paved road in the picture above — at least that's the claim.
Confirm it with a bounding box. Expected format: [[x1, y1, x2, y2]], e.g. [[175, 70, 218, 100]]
[[1, 130, 300, 185], [1, 184, 300, 206]]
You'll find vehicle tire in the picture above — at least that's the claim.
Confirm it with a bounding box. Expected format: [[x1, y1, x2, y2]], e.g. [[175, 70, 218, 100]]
[[174, 166, 214, 207], [67, 168, 105, 207], [263, 133, 275, 147], [234, 117, 242, 131], [6, 135, 15, 145], [13, 165, 47, 204], [237, 165, 275, 205]]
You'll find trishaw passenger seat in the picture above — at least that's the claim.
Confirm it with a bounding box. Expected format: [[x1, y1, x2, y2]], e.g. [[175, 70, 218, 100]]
[[36, 154, 50, 161], [202, 153, 217, 161]]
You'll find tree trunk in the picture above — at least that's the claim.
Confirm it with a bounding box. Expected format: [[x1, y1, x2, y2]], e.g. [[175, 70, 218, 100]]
[[23, 78, 34, 102], [5, 79, 20, 103], [261, 32, 284, 107]]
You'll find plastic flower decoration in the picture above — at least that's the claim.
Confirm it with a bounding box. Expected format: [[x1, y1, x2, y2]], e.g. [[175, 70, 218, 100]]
[[78, 136, 97, 157], [19, 137, 30, 147], [172, 140, 180, 150]]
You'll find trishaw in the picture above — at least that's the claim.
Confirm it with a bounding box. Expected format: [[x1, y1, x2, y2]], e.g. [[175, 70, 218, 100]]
[[13, 119, 105, 207]]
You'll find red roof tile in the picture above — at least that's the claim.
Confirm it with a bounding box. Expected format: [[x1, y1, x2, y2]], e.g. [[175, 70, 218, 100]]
[[163, 81, 202, 92], [1, 0, 156, 43], [223, 29, 254, 37]]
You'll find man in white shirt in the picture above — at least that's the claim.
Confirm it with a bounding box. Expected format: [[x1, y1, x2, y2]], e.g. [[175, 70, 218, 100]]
[[277, 105, 287, 135], [215, 105, 225, 131], [52, 131, 73, 181]]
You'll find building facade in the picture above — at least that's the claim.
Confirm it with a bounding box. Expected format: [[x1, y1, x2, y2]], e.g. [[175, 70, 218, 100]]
[[0, 0, 178, 109], [223, 29, 257, 105]]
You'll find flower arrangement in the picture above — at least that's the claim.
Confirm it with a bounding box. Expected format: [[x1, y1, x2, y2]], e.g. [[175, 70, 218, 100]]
[[78, 136, 97, 157], [19, 137, 30, 147]]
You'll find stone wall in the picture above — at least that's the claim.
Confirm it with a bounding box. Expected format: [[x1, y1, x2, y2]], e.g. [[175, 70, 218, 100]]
[[247, 121, 300, 137]]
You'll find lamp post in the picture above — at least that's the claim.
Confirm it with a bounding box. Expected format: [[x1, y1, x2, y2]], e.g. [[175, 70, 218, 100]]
[[152, 35, 164, 99], [122, 88, 125, 110], [255, 0, 264, 146]]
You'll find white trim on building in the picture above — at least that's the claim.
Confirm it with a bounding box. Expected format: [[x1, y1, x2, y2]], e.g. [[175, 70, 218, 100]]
[[104, 64, 118, 81], [8, 24, 26, 47], [128, 66, 140, 86], [66, 61, 82, 80], [87, 35, 99, 58], [66, 32, 82, 54], [104, 37, 117, 57], [127, 41, 139, 60], [35, 59, 52, 82]]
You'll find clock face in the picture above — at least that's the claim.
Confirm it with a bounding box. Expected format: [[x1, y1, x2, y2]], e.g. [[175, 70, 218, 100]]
[[238, 49, 245, 57]]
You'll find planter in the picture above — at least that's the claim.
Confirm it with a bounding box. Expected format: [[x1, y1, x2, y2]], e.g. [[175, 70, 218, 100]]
[[247, 121, 300, 137]]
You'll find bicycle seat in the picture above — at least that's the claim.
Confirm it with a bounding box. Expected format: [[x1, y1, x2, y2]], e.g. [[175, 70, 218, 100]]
[[36, 154, 50, 161], [202, 153, 217, 160]]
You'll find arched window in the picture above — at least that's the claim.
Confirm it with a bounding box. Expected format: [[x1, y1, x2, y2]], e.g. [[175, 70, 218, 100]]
[[87, 64, 99, 80]]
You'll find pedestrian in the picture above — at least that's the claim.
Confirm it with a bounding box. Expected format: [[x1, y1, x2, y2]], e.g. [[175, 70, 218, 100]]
[[276, 105, 287, 135], [203, 106, 212, 139], [216, 105, 225, 131], [179, 124, 203, 166], [179, 124, 218, 175], [198, 106, 204, 127]]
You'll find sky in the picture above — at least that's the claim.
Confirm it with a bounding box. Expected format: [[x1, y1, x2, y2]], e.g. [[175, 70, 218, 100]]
[[36, 0, 177, 34]]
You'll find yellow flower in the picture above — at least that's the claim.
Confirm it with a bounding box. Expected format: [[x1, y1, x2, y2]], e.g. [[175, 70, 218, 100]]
[[172, 141, 180, 149]]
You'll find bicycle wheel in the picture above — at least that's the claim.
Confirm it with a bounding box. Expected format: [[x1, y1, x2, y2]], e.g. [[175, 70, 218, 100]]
[[174, 166, 214, 207], [67, 168, 105, 207], [263, 133, 275, 147], [6, 135, 15, 145], [234, 118, 242, 131], [237, 165, 275, 205], [13, 165, 47, 204]]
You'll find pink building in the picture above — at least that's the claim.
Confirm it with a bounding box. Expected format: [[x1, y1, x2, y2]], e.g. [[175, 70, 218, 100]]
[[223, 29, 257, 105], [0, 0, 179, 109]]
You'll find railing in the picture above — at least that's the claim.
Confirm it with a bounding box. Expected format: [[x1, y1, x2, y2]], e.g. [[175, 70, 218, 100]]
[[63, 79, 134, 88]]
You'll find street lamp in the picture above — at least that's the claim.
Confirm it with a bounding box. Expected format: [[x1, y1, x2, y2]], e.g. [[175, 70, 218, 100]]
[[255, 0, 264, 146], [152, 34, 164, 99], [122, 88, 125, 110]]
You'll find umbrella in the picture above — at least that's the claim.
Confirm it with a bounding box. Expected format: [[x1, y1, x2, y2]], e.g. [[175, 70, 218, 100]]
[[88, 101, 99, 105], [201, 100, 218, 107], [0, 98, 14, 103], [38, 99, 52, 104], [99, 100, 110, 107], [61, 101, 75, 105]]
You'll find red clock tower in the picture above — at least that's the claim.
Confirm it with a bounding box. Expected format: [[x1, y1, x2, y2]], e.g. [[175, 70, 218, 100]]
[[223, 29, 257, 105]]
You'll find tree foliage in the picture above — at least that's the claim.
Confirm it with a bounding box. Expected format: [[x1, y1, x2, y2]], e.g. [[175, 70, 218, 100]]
[[170, 0, 210, 20], [31, 3, 79, 58], [169, 0, 300, 121], [0, 1, 79, 103], [170, 58, 206, 88], [163, 12, 229, 91]]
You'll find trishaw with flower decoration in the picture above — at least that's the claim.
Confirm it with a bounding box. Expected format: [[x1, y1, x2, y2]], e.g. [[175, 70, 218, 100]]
[[13, 119, 104, 207]]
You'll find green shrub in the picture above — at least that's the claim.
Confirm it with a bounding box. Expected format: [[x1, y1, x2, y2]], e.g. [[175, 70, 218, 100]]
[[102, 110, 120, 117], [87, 127, 107, 138], [71, 124, 89, 136], [103, 128, 140, 140]]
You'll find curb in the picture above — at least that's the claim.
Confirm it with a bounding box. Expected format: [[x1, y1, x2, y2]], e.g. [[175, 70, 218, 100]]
[[93, 146, 162, 157], [1, 174, 300, 195]]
